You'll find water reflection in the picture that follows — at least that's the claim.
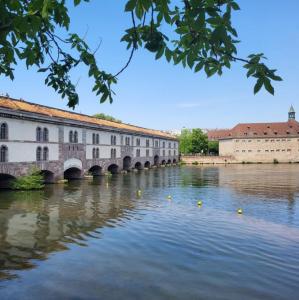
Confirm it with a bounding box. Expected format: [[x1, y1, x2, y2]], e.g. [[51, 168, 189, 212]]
[[0, 165, 298, 300], [0, 174, 146, 280]]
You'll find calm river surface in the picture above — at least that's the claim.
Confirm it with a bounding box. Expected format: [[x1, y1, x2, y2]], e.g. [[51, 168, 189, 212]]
[[0, 165, 299, 300]]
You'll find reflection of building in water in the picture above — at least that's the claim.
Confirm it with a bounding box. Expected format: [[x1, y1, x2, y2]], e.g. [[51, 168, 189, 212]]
[[0, 169, 181, 279], [218, 165, 299, 201]]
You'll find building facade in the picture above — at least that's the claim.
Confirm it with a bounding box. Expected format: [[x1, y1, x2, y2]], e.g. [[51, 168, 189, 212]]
[[0, 97, 179, 186], [218, 106, 299, 163]]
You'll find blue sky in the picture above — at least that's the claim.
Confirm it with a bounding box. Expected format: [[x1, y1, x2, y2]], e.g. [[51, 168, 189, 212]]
[[1, 0, 299, 130]]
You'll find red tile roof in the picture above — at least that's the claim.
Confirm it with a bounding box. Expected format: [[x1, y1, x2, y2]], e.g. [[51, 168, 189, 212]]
[[0, 97, 177, 140], [207, 129, 231, 140], [220, 120, 299, 139]]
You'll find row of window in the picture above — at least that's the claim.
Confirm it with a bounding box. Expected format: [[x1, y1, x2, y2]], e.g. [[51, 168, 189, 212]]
[[236, 149, 293, 153], [242, 131, 299, 136], [0, 145, 177, 163], [236, 138, 297, 143], [1, 123, 178, 149]]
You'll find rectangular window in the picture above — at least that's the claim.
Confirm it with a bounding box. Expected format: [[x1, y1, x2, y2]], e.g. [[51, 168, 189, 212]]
[[146, 149, 150, 157], [146, 139, 150, 147], [136, 138, 140, 146]]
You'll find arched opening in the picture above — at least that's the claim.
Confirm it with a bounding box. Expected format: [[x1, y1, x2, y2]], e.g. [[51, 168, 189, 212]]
[[0, 145, 8, 162], [89, 165, 102, 177], [108, 164, 118, 174], [134, 162, 142, 170], [40, 170, 55, 184], [173, 159, 177, 164], [64, 167, 82, 180], [154, 155, 159, 166], [144, 161, 151, 168], [123, 156, 132, 171], [0, 173, 15, 189], [167, 159, 172, 164], [161, 160, 166, 165], [0, 123, 8, 140]]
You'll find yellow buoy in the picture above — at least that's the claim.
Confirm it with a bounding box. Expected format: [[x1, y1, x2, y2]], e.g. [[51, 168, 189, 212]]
[[167, 195, 172, 200], [197, 200, 202, 206], [137, 190, 142, 196], [237, 208, 243, 214]]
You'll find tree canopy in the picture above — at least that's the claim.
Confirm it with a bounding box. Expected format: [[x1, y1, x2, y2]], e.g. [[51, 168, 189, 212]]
[[93, 113, 122, 123], [0, 0, 282, 108], [179, 128, 208, 154]]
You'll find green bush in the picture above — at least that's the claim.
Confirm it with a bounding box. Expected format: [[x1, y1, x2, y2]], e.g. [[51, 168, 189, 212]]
[[192, 161, 199, 165], [12, 168, 44, 190], [273, 158, 279, 164]]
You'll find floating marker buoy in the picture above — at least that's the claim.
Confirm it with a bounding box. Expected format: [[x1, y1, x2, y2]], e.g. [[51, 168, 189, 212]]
[[197, 200, 202, 206], [167, 195, 172, 200], [237, 208, 243, 214], [137, 190, 142, 196]]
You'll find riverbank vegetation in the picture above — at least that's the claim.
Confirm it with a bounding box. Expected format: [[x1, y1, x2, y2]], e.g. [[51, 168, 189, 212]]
[[12, 169, 44, 190]]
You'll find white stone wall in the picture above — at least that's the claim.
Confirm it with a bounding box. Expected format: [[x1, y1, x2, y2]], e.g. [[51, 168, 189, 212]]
[[219, 137, 299, 162], [0, 116, 178, 163]]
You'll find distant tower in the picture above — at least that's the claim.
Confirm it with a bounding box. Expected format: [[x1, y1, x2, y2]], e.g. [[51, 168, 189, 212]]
[[288, 105, 296, 120]]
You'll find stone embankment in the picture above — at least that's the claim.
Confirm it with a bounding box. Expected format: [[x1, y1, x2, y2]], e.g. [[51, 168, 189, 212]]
[[181, 155, 238, 164]]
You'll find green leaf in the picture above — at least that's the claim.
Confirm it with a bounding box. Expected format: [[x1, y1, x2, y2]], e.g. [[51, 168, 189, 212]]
[[264, 78, 274, 95], [254, 78, 263, 94], [125, 0, 136, 11]]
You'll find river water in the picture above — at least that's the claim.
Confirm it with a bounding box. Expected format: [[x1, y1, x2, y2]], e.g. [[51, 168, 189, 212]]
[[0, 165, 299, 300]]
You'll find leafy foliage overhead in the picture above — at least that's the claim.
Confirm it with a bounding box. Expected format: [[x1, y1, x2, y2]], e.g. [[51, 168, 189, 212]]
[[0, 0, 282, 108]]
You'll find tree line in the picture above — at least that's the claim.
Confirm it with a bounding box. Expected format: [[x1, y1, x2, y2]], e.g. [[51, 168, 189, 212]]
[[178, 128, 218, 155]]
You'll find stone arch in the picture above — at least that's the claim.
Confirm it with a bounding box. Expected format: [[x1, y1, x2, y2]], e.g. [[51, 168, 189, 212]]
[[167, 159, 172, 164], [107, 164, 119, 174], [173, 158, 177, 164], [154, 155, 159, 166], [134, 161, 142, 170], [123, 156, 132, 171], [161, 159, 166, 165], [40, 170, 55, 183], [89, 165, 102, 177], [64, 158, 82, 171], [144, 161, 151, 168], [64, 167, 82, 180], [0, 173, 15, 189]]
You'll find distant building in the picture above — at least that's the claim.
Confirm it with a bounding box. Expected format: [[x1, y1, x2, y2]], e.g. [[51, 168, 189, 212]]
[[218, 106, 299, 163]]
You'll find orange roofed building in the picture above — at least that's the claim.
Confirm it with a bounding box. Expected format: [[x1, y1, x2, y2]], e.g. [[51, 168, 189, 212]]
[[218, 106, 299, 163]]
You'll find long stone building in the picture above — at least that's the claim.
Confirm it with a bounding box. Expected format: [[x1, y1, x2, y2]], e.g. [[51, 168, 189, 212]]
[[216, 106, 299, 163], [0, 97, 179, 186]]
